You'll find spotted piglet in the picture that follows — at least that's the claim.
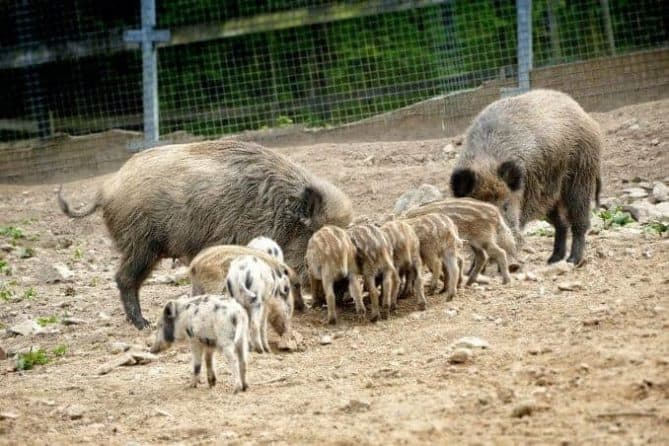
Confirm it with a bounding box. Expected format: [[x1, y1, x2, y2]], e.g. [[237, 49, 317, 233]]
[[150, 294, 249, 393], [247, 236, 285, 262], [226, 255, 282, 353]]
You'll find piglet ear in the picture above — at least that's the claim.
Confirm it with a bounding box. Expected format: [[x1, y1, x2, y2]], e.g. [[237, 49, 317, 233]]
[[450, 168, 477, 197], [497, 160, 524, 191], [164, 301, 178, 319]]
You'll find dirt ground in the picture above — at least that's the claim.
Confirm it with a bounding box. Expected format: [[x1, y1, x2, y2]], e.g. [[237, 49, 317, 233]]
[[1, 98, 668, 445]]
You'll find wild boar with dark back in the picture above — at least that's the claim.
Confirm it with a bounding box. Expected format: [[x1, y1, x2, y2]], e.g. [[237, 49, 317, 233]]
[[450, 89, 602, 265], [57, 140, 352, 329]]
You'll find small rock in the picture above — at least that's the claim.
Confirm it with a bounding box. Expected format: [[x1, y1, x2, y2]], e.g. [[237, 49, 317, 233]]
[[392, 347, 406, 356], [129, 351, 156, 364], [41, 262, 74, 284], [393, 184, 443, 216], [276, 337, 298, 352], [650, 138, 660, 146], [557, 281, 583, 292], [536, 261, 573, 278], [109, 342, 130, 354], [651, 182, 669, 203], [472, 313, 486, 322], [582, 318, 600, 327], [0, 412, 19, 420], [61, 318, 87, 326], [98, 312, 111, 321], [629, 123, 640, 131], [451, 336, 489, 350], [445, 309, 458, 317], [511, 400, 538, 418], [65, 404, 85, 420], [8, 320, 43, 337], [340, 399, 371, 413], [319, 335, 333, 345], [474, 274, 491, 285], [153, 408, 172, 418], [448, 348, 473, 364], [623, 187, 648, 199]]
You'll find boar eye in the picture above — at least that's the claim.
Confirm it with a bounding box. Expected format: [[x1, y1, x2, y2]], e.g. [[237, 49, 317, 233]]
[[502, 201, 510, 212]]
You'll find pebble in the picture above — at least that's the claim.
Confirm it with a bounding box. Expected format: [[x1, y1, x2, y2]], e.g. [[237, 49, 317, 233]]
[[0, 412, 19, 420], [472, 313, 485, 322], [110, 342, 131, 354], [319, 335, 333, 345], [448, 348, 473, 364], [445, 309, 458, 317], [340, 399, 371, 413], [61, 318, 87, 326], [65, 404, 85, 420], [557, 281, 583, 292], [8, 320, 43, 337], [651, 182, 669, 203], [623, 187, 648, 199], [392, 347, 406, 356], [511, 400, 538, 418], [451, 336, 490, 350]]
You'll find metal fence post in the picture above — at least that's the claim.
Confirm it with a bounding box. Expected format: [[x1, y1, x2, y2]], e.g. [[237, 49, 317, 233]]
[[124, 0, 170, 149], [516, 0, 533, 93]]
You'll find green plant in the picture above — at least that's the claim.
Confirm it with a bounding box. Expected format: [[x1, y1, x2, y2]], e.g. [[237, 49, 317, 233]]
[[529, 227, 554, 237], [0, 284, 14, 301], [23, 288, 37, 300], [644, 220, 669, 235], [175, 276, 190, 286], [0, 259, 11, 275], [15, 348, 50, 371], [18, 247, 35, 259], [37, 315, 59, 327], [72, 246, 83, 262], [52, 345, 68, 357], [0, 226, 24, 240], [598, 207, 634, 229]]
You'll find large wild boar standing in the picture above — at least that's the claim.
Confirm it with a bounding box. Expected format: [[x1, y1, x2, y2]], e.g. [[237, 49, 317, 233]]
[[58, 140, 352, 329], [450, 89, 602, 265]]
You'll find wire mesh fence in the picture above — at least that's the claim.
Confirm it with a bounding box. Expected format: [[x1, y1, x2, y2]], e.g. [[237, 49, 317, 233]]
[[1, 0, 667, 146]]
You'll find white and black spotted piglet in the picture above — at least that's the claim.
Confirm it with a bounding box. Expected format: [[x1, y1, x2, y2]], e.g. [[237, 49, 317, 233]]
[[226, 255, 288, 354], [150, 294, 249, 393], [247, 236, 285, 262]]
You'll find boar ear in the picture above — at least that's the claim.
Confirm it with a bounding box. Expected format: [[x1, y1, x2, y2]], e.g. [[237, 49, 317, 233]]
[[450, 168, 477, 197], [299, 186, 323, 227], [497, 160, 524, 191], [164, 301, 178, 320]]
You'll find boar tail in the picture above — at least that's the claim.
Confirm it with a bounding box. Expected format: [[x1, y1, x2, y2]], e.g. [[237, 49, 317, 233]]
[[594, 175, 602, 208], [57, 185, 100, 218]]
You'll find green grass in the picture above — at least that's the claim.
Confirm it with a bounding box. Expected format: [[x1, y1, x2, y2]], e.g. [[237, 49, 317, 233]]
[[72, 246, 83, 262], [15, 348, 50, 371], [52, 345, 68, 357], [0, 259, 11, 276], [0, 284, 14, 301], [597, 207, 634, 229], [37, 315, 59, 327], [643, 220, 668, 235], [17, 247, 35, 259], [22, 288, 37, 300], [0, 226, 24, 240]]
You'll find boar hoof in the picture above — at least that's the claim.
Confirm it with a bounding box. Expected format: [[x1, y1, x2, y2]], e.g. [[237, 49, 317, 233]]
[[417, 302, 427, 311], [547, 254, 565, 264], [327, 316, 337, 325], [208, 377, 217, 387], [369, 311, 380, 323], [129, 316, 151, 330]]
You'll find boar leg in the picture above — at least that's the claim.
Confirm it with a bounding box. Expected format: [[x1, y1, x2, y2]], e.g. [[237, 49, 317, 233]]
[[236, 336, 249, 391], [486, 242, 511, 284], [190, 341, 204, 388], [441, 254, 459, 301], [566, 196, 591, 265], [114, 250, 159, 329], [347, 274, 366, 322], [411, 259, 427, 311], [222, 344, 243, 394], [260, 306, 271, 353], [364, 274, 381, 322], [310, 277, 325, 309], [466, 245, 488, 286], [381, 266, 399, 318], [323, 276, 338, 325], [204, 349, 216, 387], [547, 206, 568, 263]]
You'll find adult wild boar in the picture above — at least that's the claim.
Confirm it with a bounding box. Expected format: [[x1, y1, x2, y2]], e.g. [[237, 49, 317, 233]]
[[58, 140, 352, 329], [450, 89, 602, 265]]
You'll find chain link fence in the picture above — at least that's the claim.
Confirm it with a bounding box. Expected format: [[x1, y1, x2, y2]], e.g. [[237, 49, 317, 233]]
[[1, 0, 667, 147]]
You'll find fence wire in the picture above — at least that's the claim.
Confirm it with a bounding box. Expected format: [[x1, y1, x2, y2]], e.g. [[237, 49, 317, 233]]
[[0, 0, 667, 144]]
